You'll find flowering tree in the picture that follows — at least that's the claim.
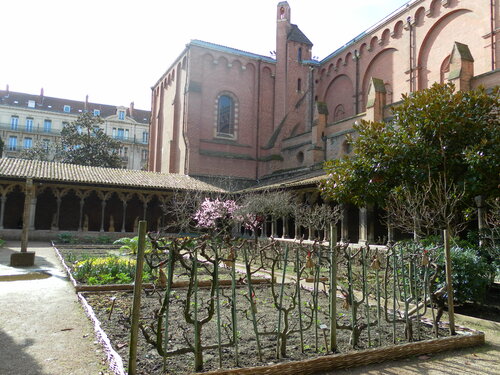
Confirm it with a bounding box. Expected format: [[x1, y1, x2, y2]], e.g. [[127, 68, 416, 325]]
[[193, 198, 240, 231]]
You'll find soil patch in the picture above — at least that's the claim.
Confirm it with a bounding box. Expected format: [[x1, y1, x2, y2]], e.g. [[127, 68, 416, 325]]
[[84, 285, 449, 375]]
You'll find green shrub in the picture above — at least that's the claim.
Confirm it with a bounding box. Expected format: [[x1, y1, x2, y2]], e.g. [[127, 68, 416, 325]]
[[72, 256, 151, 285], [95, 235, 113, 244], [436, 246, 494, 304], [113, 236, 152, 254], [0, 238, 5, 248], [57, 232, 75, 244]]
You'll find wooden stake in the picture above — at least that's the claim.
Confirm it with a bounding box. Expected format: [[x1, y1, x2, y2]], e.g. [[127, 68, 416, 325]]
[[128, 220, 147, 375], [444, 228, 456, 335]]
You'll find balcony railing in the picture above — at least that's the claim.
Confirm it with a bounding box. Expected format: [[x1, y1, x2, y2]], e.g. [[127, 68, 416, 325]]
[[0, 122, 60, 135]]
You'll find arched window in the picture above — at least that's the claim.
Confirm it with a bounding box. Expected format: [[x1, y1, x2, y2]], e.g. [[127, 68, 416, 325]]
[[440, 55, 451, 83], [217, 94, 235, 137], [333, 104, 345, 122], [298, 47, 302, 62]]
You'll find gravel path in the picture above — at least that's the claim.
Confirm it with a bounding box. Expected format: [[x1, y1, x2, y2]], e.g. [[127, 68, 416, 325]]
[[0, 242, 110, 375]]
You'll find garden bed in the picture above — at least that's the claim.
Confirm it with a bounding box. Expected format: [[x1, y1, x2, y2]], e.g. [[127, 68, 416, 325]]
[[81, 285, 483, 375], [54, 245, 273, 292]]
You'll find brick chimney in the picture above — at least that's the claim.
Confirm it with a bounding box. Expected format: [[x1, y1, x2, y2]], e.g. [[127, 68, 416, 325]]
[[129, 101, 134, 118], [85, 95, 89, 111], [39, 88, 44, 105]]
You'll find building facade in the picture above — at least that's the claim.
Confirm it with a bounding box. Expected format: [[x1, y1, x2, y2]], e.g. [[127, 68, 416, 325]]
[[0, 88, 151, 170], [149, 0, 499, 184]]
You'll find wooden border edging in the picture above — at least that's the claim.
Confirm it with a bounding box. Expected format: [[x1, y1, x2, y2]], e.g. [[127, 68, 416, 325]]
[[199, 330, 484, 375], [53, 243, 274, 293], [78, 292, 126, 375], [74, 278, 273, 292]]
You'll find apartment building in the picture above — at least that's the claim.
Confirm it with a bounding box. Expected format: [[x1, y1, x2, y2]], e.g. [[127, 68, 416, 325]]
[[0, 87, 151, 170]]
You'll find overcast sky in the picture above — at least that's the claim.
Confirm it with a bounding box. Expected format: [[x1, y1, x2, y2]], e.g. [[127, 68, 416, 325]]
[[0, 0, 410, 110]]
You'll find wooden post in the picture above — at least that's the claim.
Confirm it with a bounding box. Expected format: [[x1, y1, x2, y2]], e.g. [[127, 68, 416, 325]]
[[128, 220, 147, 375], [20, 178, 33, 253], [444, 228, 456, 335], [329, 224, 338, 352]]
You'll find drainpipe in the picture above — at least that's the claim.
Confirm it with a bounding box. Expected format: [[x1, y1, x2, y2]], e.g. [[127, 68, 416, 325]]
[[407, 16, 414, 92], [354, 49, 360, 114], [491, 0, 496, 71], [309, 66, 314, 130], [182, 49, 191, 175], [255, 59, 261, 180]]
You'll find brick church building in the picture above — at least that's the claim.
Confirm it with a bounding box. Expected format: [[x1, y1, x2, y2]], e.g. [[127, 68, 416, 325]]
[[148, 0, 498, 188]]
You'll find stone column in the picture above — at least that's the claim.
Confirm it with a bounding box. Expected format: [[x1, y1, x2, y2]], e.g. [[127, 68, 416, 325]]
[[340, 204, 349, 242], [76, 189, 91, 232], [28, 195, 37, 230], [475, 195, 485, 246], [282, 216, 287, 239], [55, 196, 62, 231], [359, 207, 368, 244], [97, 191, 113, 232], [0, 195, 7, 230], [78, 198, 85, 231], [367, 204, 375, 244], [100, 200, 106, 232], [121, 201, 128, 232], [20, 179, 34, 252]]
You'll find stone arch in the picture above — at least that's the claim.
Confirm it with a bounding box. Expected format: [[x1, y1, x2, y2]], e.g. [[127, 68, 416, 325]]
[[333, 104, 346, 122], [359, 43, 368, 56], [345, 52, 352, 66], [361, 48, 396, 112], [380, 29, 391, 45], [369, 36, 378, 51], [324, 74, 354, 121], [58, 189, 80, 231], [440, 54, 451, 83], [428, 0, 442, 18], [327, 63, 334, 73], [417, 9, 474, 90], [231, 59, 243, 71], [392, 20, 404, 38], [335, 58, 343, 70], [384, 82, 393, 105], [218, 56, 229, 69], [414, 6, 426, 26], [202, 52, 216, 65]]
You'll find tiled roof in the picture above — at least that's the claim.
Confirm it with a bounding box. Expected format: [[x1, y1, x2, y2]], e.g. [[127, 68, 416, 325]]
[[0, 90, 150, 124], [287, 25, 313, 46], [0, 158, 224, 192], [239, 171, 326, 193], [190, 40, 276, 64]]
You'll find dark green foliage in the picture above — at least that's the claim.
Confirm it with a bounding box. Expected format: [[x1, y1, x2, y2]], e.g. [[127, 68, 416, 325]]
[[60, 112, 123, 168], [19, 139, 61, 162], [72, 256, 152, 285], [55, 233, 113, 245], [321, 83, 500, 206], [439, 247, 494, 304]]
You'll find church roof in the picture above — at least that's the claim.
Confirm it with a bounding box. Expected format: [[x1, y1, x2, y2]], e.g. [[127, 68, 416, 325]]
[[0, 158, 223, 192], [190, 40, 276, 64], [287, 24, 313, 46]]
